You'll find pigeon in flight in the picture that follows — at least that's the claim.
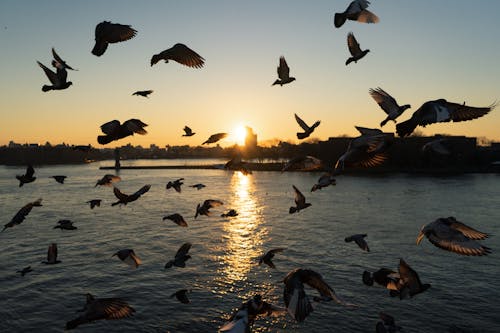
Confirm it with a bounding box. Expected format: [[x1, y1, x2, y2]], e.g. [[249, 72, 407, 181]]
[[95, 174, 121, 187], [97, 119, 148, 145], [182, 126, 196, 137], [54, 219, 77, 230], [92, 21, 137, 56], [345, 32, 369, 65], [65, 293, 135, 330], [294, 114, 320, 139], [113, 249, 142, 268], [51, 175, 67, 184], [202, 133, 227, 145], [259, 248, 286, 269], [163, 213, 188, 227], [189, 183, 206, 190], [311, 173, 336, 192], [334, 0, 379, 28], [416, 217, 491, 256], [395, 259, 431, 299], [345, 234, 369, 252], [3, 198, 42, 232], [42, 243, 61, 265], [195, 199, 223, 218], [396, 99, 495, 137], [166, 178, 184, 193], [289, 185, 311, 214], [151, 43, 204, 68], [272, 56, 295, 86], [87, 199, 102, 209], [221, 209, 238, 218], [37, 60, 72, 92], [132, 90, 153, 98], [170, 289, 191, 304], [111, 185, 151, 206], [16, 165, 36, 187], [165, 242, 192, 268], [17, 266, 33, 276], [369, 87, 411, 127]]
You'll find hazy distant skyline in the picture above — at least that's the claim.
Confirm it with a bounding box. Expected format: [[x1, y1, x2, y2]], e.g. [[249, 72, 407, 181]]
[[1, 1, 499, 148]]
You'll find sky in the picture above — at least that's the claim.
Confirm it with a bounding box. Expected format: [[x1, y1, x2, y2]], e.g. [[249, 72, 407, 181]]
[[1, 0, 499, 148]]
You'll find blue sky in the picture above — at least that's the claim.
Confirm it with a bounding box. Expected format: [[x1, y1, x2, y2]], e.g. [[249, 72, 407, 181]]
[[1, 0, 499, 147]]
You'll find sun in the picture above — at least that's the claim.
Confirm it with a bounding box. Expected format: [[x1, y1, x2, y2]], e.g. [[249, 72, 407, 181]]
[[233, 125, 247, 146]]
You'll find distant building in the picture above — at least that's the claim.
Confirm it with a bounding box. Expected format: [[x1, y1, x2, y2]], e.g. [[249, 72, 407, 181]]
[[245, 126, 257, 149]]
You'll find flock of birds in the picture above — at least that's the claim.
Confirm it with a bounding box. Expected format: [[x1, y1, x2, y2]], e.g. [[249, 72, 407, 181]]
[[8, 0, 495, 331]]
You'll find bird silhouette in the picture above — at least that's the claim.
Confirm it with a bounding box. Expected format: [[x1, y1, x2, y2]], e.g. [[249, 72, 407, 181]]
[[166, 178, 184, 193], [369, 88, 411, 126], [132, 90, 153, 98], [221, 209, 238, 218], [3, 198, 42, 232], [16, 165, 36, 187], [289, 185, 311, 214], [54, 219, 77, 230], [395, 259, 431, 299], [345, 32, 369, 65], [51, 175, 67, 184], [95, 174, 121, 187], [170, 289, 191, 304], [311, 173, 336, 192], [182, 126, 196, 137], [37, 50, 72, 92], [259, 248, 286, 269], [51, 48, 77, 71], [163, 213, 188, 227], [112, 249, 141, 268], [87, 199, 102, 209], [189, 183, 206, 190], [396, 99, 495, 137], [272, 56, 295, 86], [202, 133, 227, 145], [345, 234, 370, 252], [92, 21, 137, 56], [42, 243, 61, 264], [334, 0, 379, 28], [165, 243, 192, 268], [111, 185, 151, 206], [17, 266, 33, 276], [65, 293, 135, 330], [294, 114, 320, 139], [97, 119, 148, 145], [151, 43, 204, 68], [416, 217, 491, 256], [195, 199, 223, 218]]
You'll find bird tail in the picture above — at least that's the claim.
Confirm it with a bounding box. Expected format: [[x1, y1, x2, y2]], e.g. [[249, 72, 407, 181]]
[[345, 58, 354, 66], [380, 118, 389, 127], [165, 261, 174, 269], [296, 133, 308, 140], [289, 207, 297, 214], [97, 135, 113, 145], [111, 201, 121, 207], [42, 85, 52, 92], [334, 13, 347, 28], [91, 41, 108, 57], [396, 118, 417, 137]]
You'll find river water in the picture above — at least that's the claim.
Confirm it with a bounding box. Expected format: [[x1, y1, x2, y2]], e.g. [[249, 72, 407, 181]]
[[1, 161, 499, 332]]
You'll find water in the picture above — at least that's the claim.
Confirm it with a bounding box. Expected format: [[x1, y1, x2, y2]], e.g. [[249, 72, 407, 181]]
[[1, 162, 499, 332]]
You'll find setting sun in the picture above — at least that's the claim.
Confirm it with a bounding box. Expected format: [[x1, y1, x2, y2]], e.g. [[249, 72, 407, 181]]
[[232, 125, 247, 146]]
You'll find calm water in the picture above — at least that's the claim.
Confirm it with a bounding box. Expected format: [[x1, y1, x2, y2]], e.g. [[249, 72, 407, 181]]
[[1, 161, 499, 332]]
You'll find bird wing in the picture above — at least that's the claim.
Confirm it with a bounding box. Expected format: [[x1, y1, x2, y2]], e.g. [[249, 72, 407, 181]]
[[346, 0, 370, 14], [100, 120, 121, 135], [347, 32, 362, 56], [354, 236, 369, 251], [37, 61, 60, 85], [206, 199, 224, 208], [176, 242, 192, 258], [398, 259, 424, 295], [124, 119, 148, 135], [303, 270, 355, 306], [184, 126, 192, 135], [155, 43, 205, 68], [269, 248, 286, 255], [283, 271, 313, 322], [132, 185, 151, 198], [96, 22, 137, 44], [96, 298, 136, 319], [294, 114, 310, 131], [47, 244, 58, 262], [369, 88, 399, 115], [293, 185, 306, 206], [356, 9, 379, 23], [446, 101, 495, 122], [277, 56, 290, 80], [446, 218, 488, 240], [26, 165, 35, 178], [355, 126, 383, 135], [426, 231, 491, 256], [113, 187, 129, 201]]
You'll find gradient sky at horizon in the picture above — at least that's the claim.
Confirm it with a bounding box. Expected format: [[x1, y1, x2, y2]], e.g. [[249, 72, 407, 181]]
[[1, 0, 499, 148]]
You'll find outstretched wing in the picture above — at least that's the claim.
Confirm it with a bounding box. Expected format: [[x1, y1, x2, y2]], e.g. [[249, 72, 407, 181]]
[[96, 297, 136, 319], [37, 61, 60, 85], [113, 187, 129, 201], [447, 218, 488, 240], [292, 185, 306, 206], [347, 32, 362, 56], [100, 120, 121, 135], [175, 242, 192, 258], [124, 119, 148, 135], [154, 43, 205, 68], [369, 88, 399, 115], [132, 185, 151, 198], [447, 101, 495, 122], [294, 114, 310, 131], [96, 21, 137, 44], [278, 56, 290, 80]]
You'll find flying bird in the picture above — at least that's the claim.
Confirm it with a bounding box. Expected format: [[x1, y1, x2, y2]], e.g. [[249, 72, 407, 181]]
[[42, 243, 61, 264], [16, 165, 36, 187], [95, 174, 121, 187], [165, 242, 192, 268], [294, 114, 320, 139], [416, 217, 491, 256], [65, 293, 135, 330], [113, 249, 141, 268], [311, 173, 336, 192], [189, 183, 206, 190], [195, 199, 223, 218], [369, 87, 411, 126], [334, 0, 379, 28], [111, 185, 151, 206], [132, 90, 153, 98], [282, 155, 323, 172], [54, 219, 77, 230], [289, 185, 311, 214], [283, 268, 356, 322], [259, 248, 286, 269], [376, 312, 402, 333], [51, 48, 77, 71], [224, 157, 252, 175], [163, 213, 188, 227], [221, 209, 238, 218], [97, 119, 148, 145], [87, 199, 102, 209], [396, 259, 431, 299], [396, 99, 495, 137], [151, 43, 204, 68], [182, 126, 196, 137], [37, 59, 72, 92], [345, 32, 369, 65], [51, 175, 67, 184], [166, 178, 184, 193], [202, 133, 227, 145], [272, 56, 295, 86], [17, 266, 33, 276], [92, 21, 137, 56], [3, 198, 42, 232], [170, 289, 191, 304], [345, 234, 370, 252]]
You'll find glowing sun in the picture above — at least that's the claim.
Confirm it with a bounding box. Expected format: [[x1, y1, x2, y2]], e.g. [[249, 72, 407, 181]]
[[233, 125, 247, 146]]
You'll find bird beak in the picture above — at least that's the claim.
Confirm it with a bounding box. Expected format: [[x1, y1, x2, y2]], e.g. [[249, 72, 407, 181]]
[[416, 231, 425, 245]]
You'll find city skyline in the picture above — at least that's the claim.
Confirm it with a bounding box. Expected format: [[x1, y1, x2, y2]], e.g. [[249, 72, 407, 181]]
[[1, 1, 499, 148]]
